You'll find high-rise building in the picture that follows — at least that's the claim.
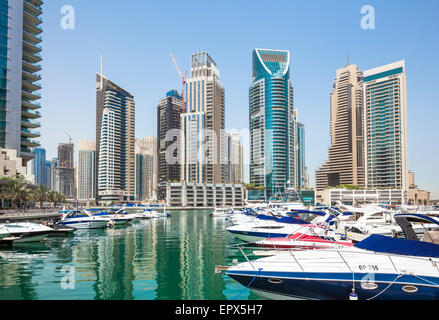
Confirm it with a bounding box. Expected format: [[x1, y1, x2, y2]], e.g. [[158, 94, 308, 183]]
[[1, 0, 43, 165], [157, 90, 183, 199], [363, 60, 408, 191], [49, 157, 57, 190], [297, 122, 306, 190], [55, 142, 75, 198], [77, 140, 96, 201], [96, 72, 135, 202], [181, 51, 226, 184], [249, 49, 297, 198], [135, 152, 154, 201], [227, 133, 243, 183], [315, 63, 365, 191], [135, 137, 157, 201], [44, 160, 50, 189], [32, 147, 46, 186]]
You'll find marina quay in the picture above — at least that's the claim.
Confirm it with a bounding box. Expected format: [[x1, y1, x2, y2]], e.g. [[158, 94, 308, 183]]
[[0, 0, 438, 310]]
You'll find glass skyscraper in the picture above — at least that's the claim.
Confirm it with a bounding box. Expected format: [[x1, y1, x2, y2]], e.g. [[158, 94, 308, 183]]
[[1, 0, 43, 164], [249, 49, 297, 199], [363, 60, 408, 191], [96, 73, 135, 202]]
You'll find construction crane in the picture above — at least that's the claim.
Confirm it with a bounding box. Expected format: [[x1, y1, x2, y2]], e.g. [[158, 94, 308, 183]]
[[169, 52, 187, 112], [66, 133, 72, 144]]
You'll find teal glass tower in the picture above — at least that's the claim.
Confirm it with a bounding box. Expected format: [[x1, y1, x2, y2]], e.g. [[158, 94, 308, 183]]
[[249, 49, 297, 199]]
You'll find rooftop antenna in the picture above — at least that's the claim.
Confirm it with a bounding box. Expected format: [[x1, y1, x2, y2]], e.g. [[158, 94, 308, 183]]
[[346, 50, 350, 66]]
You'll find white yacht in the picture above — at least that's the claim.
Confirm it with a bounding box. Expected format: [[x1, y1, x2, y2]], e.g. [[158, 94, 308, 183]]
[[57, 210, 109, 229], [0, 222, 53, 243]]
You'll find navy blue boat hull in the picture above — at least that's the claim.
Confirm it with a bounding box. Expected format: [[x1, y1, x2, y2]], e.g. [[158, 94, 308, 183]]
[[227, 271, 439, 300]]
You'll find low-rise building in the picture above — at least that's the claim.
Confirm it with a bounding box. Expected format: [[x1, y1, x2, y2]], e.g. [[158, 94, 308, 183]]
[[316, 188, 407, 206], [0, 148, 34, 182], [165, 182, 244, 208]]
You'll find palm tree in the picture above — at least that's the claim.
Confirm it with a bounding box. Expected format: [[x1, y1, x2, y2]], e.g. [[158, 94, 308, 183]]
[[48, 191, 66, 208], [3, 175, 30, 209], [35, 185, 49, 209]]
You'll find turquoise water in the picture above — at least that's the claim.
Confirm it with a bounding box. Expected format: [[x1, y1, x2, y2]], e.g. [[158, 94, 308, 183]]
[[0, 210, 261, 300]]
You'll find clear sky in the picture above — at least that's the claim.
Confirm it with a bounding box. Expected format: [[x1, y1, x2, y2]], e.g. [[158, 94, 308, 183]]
[[39, 0, 439, 198]]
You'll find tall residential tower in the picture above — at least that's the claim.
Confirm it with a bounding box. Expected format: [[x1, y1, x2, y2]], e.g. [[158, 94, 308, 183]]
[[363, 60, 408, 191], [315, 63, 365, 191], [249, 49, 297, 198], [96, 72, 135, 202], [77, 140, 96, 201], [2, 0, 43, 164], [181, 52, 226, 184]]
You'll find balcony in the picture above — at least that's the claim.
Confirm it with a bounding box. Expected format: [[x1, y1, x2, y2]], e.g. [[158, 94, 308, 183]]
[[23, 39, 42, 54], [22, 99, 41, 110], [24, 0, 43, 17], [23, 8, 43, 27], [21, 118, 40, 128], [23, 30, 42, 45], [22, 70, 41, 82], [21, 109, 41, 119], [23, 49, 42, 64], [21, 138, 41, 148], [21, 128, 40, 138], [22, 79, 41, 91], [22, 89, 41, 101], [22, 60, 42, 74]]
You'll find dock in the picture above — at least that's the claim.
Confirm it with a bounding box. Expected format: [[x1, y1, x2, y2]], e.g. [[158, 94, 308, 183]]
[[0, 210, 61, 223]]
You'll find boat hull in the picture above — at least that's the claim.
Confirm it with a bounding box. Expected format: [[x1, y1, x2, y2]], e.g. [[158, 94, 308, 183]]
[[227, 271, 439, 300], [59, 220, 108, 229]]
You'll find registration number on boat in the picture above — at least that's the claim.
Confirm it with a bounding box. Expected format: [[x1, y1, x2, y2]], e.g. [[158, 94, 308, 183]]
[[358, 265, 379, 271]]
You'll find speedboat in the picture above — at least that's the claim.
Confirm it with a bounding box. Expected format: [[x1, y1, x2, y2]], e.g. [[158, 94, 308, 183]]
[[0, 222, 53, 243], [143, 208, 170, 218], [224, 213, 439, 300], [226, 215, 329, 242], [211, 207, 233, 217], [255, 232, 353, 250], [88, 210, 134, 226], [57, 210, 109, 229]]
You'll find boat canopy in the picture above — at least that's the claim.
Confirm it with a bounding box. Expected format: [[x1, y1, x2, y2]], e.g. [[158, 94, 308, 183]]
[[354, 234, 439, 259], [256, 215, 276, 221], [289, 209, 326, 216], [275, 216, 310, 225], [394, 213, 439, 226]]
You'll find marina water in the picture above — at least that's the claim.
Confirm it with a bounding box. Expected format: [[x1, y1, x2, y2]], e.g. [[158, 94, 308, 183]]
[[0, 210, 261, 300]]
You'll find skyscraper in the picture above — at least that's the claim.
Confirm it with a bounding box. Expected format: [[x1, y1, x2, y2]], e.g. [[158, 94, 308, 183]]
[[363, 60, 408, 191], [297, 122, 306, 190], [77, 140, 96, 201], [1, 0, 43, 164], [157, 90, 182, 199], [96, 72, 135, 202], [32, 147, 46, 186], [181, 51, 226, 184], [315, 63, 365, 191], [249, 49, 297, 198], [227, 133, 244, 183], [55, 142, 75, 198], [135, 137, 157, 201]]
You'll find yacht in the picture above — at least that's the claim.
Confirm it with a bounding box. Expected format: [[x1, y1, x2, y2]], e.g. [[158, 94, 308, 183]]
[[57, 210, 109, 229], [88, 210, 134, 226], [224, 213, 439, 300], [0, 222, 53, 243]]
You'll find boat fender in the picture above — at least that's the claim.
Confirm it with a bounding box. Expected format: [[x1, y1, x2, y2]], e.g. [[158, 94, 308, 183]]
[[349, 289, 358, 300]]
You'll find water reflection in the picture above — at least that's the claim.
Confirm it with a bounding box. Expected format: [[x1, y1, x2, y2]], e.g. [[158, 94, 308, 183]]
[[0, 210, 261, 300]]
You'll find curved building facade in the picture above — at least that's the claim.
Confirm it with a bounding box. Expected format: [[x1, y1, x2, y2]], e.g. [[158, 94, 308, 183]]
[[249, 49, 297, 198]]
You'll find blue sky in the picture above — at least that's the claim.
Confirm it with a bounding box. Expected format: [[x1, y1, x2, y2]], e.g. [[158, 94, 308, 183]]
[[39, 0, 439, 198]]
